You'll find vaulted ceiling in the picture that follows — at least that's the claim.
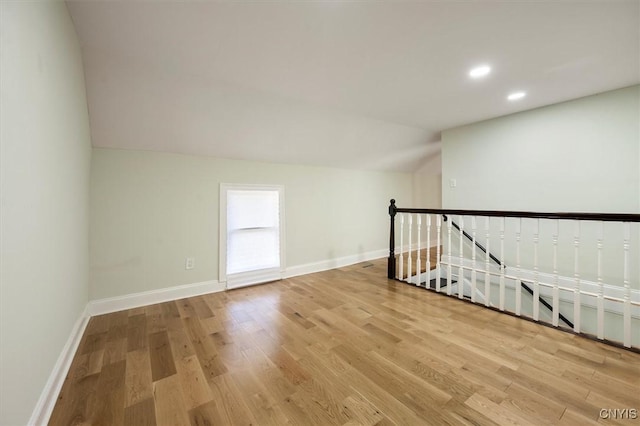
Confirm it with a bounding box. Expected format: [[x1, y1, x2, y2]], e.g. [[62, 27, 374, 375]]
[[67, 1, 639, 172]]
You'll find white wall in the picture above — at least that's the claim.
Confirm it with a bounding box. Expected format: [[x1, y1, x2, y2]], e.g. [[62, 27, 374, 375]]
[[90, 148, 411, 300], [442, 85, 639, 213], [0, 3, 92, 425]]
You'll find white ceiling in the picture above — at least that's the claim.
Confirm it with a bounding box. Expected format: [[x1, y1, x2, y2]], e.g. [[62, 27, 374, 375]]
[[67, 1, 639, 172]]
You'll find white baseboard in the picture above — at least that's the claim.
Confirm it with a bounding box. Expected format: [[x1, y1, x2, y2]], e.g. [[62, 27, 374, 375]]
[[283, 241, 441, 279], [28, 305, 90, 426], [89, 246, 406, 315], [284, 248, 389, 279], [88, 280, 225, 316]]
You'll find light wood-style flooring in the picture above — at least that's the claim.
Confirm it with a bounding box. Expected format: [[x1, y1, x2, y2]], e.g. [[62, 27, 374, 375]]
[[50, 258, 640, 425]]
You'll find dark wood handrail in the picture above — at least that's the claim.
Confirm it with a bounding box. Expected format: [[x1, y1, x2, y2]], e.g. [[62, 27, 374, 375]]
[[391, 206, 640, 223], [386, 199, 639, 280]]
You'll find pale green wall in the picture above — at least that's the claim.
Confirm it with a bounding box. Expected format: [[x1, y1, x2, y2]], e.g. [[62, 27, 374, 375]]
[[441, 86, 639, 287], [442, 85, 639, 213], [90, 148, 411, 299], [0, 3, 92, 424]]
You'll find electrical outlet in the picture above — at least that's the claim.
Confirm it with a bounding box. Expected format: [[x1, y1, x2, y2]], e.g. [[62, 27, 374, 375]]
[[185, 257, 195, 270], [449, 178, 457, 188]]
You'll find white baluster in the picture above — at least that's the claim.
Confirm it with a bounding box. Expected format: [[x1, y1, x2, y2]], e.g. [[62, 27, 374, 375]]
[[552, 220, 559, 327], [447, 217, 452, 296], [416, 215, 422, 286], [399, 214, 404, 280], [471, 217, 477, 303], [408, 215, 413, 283], [573, 221, 581, 333], [485, 217, 491, 307], [515, 218, 522, 316], [436, 215, 442, 292], [458, 216, 465, 300], [533, 218, 540, 321], [426, 214, 431, 287], [499, 217, 505, 311], [623, 223, 631, 348], [597, 222, 604, 339]]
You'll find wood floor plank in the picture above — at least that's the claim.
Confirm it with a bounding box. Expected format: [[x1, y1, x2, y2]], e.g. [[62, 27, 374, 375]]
[[146, 313, 167, 335], [229, 369, 291, 426], [49, 373, 100, 425], [183, 316, 228, 381], [148, 331, 177, 382], [561, 369, 640, 408], [176, 298, 197, 319], [333, 343, 455, 424], [175, 355, 214, 410], [72, 349, 104, 380], [191, 297, 215, 319], [443, 399, 500, 426], [85, 314, 110, 336], [87, 359, 126, 426], [123, 398, 156, 426], [250, 364, 298, 403], [124, 349, 153, 407], [496, 365, 602, 415], [464, 393, 539, 426], [500, 382, 565, 424], [160, 300, 181, 321], [188, 400, 228, 426], [102, 337, 127, 366], [81, 331, 108, 355], [153, 375, 191, 426], [208, 373, 259, 425], [266, 345, 311, 386], [341, 393, 386, 426], [50, 255, 640, 426], [127, 313, 147, 352], [372, 344, 477, 403], [285, 384, 351, 425], [338, 360, 437, 425]]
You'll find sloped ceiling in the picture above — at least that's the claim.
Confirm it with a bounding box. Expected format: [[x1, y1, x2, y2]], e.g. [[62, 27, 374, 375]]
[[67, 1, 639, 172]]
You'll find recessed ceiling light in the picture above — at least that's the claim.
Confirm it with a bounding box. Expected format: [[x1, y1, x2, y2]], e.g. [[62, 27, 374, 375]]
[[469, 65, 491, 78], [507, 91, 526, 101]]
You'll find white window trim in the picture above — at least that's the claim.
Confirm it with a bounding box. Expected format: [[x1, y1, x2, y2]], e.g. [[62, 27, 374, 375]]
[[219, 183, 286, 289]]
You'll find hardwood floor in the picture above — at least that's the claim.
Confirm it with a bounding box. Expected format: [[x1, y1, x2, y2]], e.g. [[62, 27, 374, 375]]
[[50, 258, 640, 425]]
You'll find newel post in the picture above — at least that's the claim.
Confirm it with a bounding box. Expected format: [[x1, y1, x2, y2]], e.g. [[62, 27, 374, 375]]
[[388, 199, 397, 279]]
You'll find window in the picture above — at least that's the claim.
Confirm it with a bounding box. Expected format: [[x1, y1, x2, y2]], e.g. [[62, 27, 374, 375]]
[[220, 184, 285, 289]]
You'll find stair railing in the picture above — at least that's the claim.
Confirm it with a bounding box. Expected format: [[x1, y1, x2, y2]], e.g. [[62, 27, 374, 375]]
[[387, 199, 640, 350], [441, 214, 574, 328]]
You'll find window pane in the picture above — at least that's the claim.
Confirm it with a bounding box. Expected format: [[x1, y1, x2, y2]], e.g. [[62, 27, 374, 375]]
[[227, 228, 280, 275], [227, 190, 279, 231], [226, 189, 281, 275]]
